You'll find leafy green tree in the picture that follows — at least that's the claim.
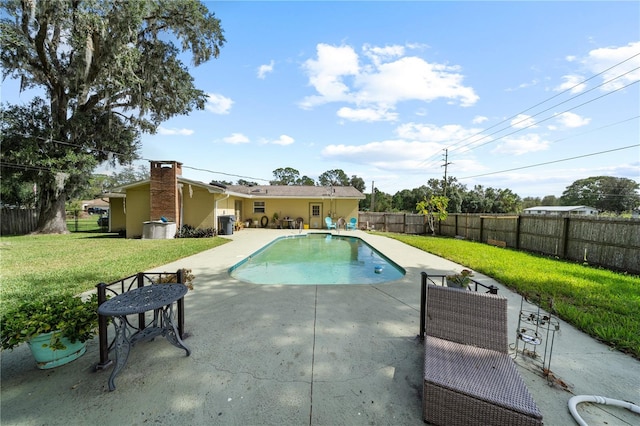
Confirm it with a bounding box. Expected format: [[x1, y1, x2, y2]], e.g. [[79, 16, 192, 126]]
[[0, 0, 225, 233], [417, 196, 449, 235], [522, 197, 542, 209], [237, 179, 259, 186], [350, 175, 366, 192], [297, 175, 316, 186], [561, 176, 639, 214], [0, 179, 37, 208], [392, 189, 416, 212], [270, 167, 300, 185], [541, 195, 559, 206], [318, 169, 350, 187], [492, 188, 522, 213], [108, 165, 151, 187]]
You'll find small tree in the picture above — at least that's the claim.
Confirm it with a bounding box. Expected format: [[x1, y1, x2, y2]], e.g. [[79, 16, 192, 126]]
[[417, 196, 449, 235]]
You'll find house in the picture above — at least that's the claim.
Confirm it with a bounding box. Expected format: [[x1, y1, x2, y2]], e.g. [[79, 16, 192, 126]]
[[523, 205, 599, 216], [104, 161, 365, 238]]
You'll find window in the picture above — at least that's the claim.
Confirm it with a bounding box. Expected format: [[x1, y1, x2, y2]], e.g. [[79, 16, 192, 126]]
[[253, 201, 265, 214], [312, 205, 320, 217]]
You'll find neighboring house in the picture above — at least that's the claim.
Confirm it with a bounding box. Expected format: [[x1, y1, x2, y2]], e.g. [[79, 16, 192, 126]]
[[104, 160, 365, 238], [523, 205, 598, 216]]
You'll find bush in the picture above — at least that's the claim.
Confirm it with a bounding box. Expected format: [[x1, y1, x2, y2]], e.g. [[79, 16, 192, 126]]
[[175, 224, 215, 238]]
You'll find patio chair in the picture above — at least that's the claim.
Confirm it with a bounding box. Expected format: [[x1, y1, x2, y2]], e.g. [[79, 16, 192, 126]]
[[346, 217, 357, 230], [422, 284, 543, 425], [325, 217, 336, 229]]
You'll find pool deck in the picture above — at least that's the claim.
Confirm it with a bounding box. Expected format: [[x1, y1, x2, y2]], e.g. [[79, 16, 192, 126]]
[[1, 229, 639, 425]]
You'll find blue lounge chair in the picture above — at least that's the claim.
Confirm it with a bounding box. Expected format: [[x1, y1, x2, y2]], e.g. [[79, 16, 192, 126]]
[[325, 217, 336, 229], [346, 217, 357, 230]]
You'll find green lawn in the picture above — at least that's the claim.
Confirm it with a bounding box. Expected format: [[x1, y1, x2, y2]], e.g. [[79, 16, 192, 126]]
[[0, 232, 229, 316], [378, 232, 640, 359]]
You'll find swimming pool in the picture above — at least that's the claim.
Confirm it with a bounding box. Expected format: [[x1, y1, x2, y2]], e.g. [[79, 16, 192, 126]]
[[229, 233, 405, 285]]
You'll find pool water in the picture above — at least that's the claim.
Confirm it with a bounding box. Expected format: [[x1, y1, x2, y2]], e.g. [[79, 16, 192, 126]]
[[229, 234, 405, 285]]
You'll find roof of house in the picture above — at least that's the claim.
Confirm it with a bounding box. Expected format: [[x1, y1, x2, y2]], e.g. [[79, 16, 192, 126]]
[[104, 180, 365, 200], [523, 205, 597, 212], [105, 177, 226, 195], [225, 185, 365, 199]]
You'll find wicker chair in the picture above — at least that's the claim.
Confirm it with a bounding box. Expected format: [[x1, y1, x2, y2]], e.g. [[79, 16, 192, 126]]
[[423, 284, 543, 426]]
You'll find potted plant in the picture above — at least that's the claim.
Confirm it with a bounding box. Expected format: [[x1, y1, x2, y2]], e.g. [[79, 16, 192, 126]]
[[0, 293, 99, 369], [446, 269, 474, 289]]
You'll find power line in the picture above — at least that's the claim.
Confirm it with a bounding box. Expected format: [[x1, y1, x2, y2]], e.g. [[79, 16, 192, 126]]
[[181, 165, 270, 182], [4, 133, 274, 183], [450, 68, 640, 155], [413, 52, 640, 168], [457, 79, 639, 154], [459, 144, 640, 180]]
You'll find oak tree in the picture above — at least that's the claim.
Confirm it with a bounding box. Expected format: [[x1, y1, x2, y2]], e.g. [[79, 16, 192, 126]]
[[0, 0, 225, 233]]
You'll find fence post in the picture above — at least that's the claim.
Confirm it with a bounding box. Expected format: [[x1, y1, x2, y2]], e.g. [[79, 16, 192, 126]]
[[561, 217, 571, 259]]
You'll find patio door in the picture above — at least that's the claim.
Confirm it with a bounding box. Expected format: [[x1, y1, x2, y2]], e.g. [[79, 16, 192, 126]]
[[309, 203, 322, 229]]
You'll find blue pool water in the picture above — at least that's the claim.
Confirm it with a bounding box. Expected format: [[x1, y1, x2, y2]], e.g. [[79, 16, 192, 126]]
[[229, 234, 405, 285]]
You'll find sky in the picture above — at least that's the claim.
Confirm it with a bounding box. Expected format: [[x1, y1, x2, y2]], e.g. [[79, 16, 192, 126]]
[[3, 1, 640, 198]]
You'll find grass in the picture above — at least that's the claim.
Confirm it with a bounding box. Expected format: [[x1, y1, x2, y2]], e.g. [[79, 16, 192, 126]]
[[377, 232, 640, 359], [0, 232, 229, 316]]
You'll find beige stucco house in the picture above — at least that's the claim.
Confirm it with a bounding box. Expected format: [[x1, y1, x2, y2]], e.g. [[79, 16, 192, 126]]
[[104, 161, 365, 238]]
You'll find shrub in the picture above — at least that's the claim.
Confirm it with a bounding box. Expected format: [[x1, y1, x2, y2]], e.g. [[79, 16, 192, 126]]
[[175, 224, 215, 238]]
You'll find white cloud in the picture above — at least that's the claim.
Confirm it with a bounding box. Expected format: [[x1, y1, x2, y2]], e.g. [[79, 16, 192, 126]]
[[300, 44, 359, 108], [205, 93, 233, 114], [492, 134, 550, 155], [511, 114, 537, 129], [395, 122, 481, 143], [300, 42, 478, 116], [271, 135, 295, 146], [582, 41, 640, 91], [337, 107, 398, 122], [223, 133, 250, 144], [321, 122, 487, 172], [554, 74, 586, 93], [362, 44, 405, 66], [555, 112, 591, 128], [506, 79, 540, 92], [322, 139, 444, 170], [472, 115, 488, 124], [157, 126, 194, 136], [257, 60, 274, 79]]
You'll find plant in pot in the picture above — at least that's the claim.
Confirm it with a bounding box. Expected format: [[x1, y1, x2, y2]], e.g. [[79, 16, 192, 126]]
[[0, 293, 99, 369], [446, 269, 474, 289]]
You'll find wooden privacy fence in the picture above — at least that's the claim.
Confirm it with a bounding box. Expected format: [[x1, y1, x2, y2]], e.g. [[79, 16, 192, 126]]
[[1, 208, 38, 235], [358, 212, 640, 274]]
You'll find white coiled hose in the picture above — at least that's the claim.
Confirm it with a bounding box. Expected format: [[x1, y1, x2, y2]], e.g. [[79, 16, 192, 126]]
[[568, 395, 640, 426]]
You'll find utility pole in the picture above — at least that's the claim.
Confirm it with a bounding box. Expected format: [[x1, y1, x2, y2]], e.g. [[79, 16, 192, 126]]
[[442, 149, 452, 197], [371, 181, 375, 212]]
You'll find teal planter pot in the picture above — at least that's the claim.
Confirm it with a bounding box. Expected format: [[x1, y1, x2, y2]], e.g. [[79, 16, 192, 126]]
[[27, 332, 87, 369]]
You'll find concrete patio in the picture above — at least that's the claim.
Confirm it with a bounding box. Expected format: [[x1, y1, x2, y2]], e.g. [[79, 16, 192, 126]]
[[1, 229, 638, 425]]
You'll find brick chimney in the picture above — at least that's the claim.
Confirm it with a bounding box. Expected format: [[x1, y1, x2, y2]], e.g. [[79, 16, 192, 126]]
[[149, 161, 182, 225]]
